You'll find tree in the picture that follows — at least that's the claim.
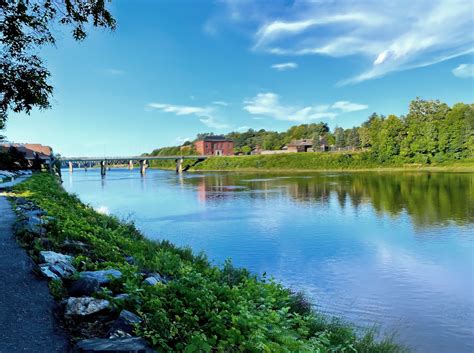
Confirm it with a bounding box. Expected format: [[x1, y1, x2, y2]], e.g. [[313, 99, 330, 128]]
[[346, 127, 360, 149], [241, 145, 251, 155], [1, 0, 116, 123], [334, 127, 345, 148]]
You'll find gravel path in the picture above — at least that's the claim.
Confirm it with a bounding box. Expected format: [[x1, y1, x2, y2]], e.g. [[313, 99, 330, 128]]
[[0, 196, 69, 352]]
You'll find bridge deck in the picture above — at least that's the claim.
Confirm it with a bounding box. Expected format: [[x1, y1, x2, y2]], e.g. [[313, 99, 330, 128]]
[[61, 155, 207, 162]]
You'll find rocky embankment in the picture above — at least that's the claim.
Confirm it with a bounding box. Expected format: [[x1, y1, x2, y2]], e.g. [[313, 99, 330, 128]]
[[12, 197, 158, 352]]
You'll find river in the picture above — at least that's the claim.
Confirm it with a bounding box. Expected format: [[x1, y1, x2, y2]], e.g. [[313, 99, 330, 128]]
[[63, 169, 473, 353]]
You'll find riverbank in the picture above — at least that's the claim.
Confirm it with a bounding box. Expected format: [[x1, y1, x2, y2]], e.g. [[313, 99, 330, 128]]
[[0, 195, 69, 352], [10, 173, 404, 352], [149, 152, 474, 173]]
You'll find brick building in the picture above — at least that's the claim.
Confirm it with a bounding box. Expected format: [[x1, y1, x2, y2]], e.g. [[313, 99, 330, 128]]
[[194, 136, 234, 156]]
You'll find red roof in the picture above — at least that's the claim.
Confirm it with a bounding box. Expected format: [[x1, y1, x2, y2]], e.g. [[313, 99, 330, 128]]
[[0, 143, 52, 159]]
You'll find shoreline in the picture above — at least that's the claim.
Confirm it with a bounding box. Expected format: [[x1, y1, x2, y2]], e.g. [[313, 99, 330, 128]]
[[9, 173, 405, 352], [148, 164, 474, 173]]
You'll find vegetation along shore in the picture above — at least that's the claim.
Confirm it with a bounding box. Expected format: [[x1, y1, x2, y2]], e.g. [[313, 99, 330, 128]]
[[146, 99, 473, 173], [10, 173, 404, 352]]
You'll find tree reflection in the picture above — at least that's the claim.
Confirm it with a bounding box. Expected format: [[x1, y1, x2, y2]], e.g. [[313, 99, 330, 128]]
[[177, 172, 473, 228]]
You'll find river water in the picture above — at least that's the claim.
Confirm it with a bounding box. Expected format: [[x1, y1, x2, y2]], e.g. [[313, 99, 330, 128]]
[[63, 169, 473, 353]]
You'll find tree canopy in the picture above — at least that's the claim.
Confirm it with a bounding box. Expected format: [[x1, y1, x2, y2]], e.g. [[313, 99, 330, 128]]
[[0, 0, 115, 123], [149, 99, 474, 163]]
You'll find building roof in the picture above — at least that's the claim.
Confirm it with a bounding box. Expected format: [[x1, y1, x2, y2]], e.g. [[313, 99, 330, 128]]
[[198, 135, 232, 142], [288, 139, 313, 147], [0, 143, 52, 159]]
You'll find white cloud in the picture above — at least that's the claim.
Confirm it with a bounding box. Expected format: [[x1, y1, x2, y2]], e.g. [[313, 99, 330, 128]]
[[212, 101, 229, 106], [332, 101, 368, 112], [271, 62, 298, 71], [104, 68, 124, 76], [452, 63, 474, 78], [147, 102, 228, 129], [200, 117, 230, 129], [95, 206, 110, 215], [220, 0, 474, 84], [243, 92, 341, 122], [237, 126, 250, 131], [147, 103, 211, 116]]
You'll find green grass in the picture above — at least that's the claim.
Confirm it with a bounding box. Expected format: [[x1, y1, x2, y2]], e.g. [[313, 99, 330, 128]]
[[189, 152, 474, 172], [12, 173, 406, 352]]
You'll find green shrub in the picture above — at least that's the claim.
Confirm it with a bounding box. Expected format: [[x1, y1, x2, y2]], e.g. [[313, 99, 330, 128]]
[[13, 174, 405, 352]]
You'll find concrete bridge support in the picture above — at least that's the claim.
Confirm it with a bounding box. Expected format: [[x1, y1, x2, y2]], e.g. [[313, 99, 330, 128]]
[[129, 160, 134, 170], [100, 161, 107, 177], [140, 160, 147, 176], [176, 158, 184, 174], [68, 161, 73, 173]]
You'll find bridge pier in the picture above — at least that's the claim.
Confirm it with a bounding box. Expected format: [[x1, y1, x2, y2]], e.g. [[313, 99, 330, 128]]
[[100, 161, 107, 177], [140, 160, 147, 176], [176, 157, 184, 174], [129, 160, 133, 170], [68, 161, 73, 173]]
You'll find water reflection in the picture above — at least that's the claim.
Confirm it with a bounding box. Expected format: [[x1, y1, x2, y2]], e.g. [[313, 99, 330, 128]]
[[62, 169, 474, 353], [175, 172, 473, 228]]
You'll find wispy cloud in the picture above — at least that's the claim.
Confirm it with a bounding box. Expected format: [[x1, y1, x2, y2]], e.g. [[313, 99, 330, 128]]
[[243, 92, 365, 122], [212, 101, 229, 106], [219, 0, 474, 84], [147, 102, 229, 129], [147, 103, 210, 116], [452, 63, 474, 78], [271, 62, 298, 71], [332, 101, 368, 112], [104, 68, 124, 76]]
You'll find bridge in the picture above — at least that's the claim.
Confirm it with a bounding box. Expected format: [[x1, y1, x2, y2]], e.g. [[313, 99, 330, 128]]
[[60, 155, 208, 175]]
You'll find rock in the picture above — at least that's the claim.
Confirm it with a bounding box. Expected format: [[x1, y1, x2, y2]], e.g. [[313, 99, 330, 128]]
[[21, 209, 47, 219], [125, 256, 135, 265], [39, 264, 60, 280], [108, 310, 142, 337], [73, 337, 155, 353], [65, 297, 110, 316], [80, 269, 122, 285], [15, 219, 46, 236], [142, 277, 159, 286], [108, 329, 132, 339], [114, 293, 130, 301], [67, 277, 100, 297], [62, 239, 89, 253], [40, 251, 73, 265], [49, 261, 76, 278], [143, 273, 165, 286]]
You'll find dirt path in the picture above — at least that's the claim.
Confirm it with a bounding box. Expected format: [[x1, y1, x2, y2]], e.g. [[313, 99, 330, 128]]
[[0, 196, 69, 352]]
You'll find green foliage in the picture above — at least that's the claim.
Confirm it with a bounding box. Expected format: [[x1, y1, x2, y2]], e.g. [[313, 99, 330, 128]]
[[49, 279, 67, 300], [1, 0, 115, 122], [147, 99, 472, 169], [12, 174, 404, 352]]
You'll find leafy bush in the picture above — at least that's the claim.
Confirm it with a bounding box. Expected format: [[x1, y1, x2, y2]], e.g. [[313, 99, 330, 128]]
[[13, 173, 405, 352]]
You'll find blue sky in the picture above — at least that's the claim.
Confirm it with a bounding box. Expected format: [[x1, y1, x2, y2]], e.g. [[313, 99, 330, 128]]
[[5, 0, 474, 156]]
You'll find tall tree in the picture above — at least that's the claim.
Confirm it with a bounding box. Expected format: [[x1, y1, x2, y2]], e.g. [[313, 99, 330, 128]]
[[1, 0, 116, 123]]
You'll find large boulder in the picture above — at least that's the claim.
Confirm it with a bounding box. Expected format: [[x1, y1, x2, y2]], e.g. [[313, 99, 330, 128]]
[[73, 337, 155, 353], [38, 251, 76, 279], [40, 251, 73, 265], [67, 277, 101, 297], [80, 269, 122, 285], [65, 297, 110, 316]]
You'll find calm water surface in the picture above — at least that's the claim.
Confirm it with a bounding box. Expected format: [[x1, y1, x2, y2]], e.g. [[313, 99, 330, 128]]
[[63, 169, 474, 353]]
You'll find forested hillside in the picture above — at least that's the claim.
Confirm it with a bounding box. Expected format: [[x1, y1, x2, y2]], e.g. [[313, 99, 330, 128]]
[[147, 99, 473, 165]]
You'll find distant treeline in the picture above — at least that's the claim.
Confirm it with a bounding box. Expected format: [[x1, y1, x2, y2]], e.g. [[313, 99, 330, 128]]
[[147, 98, 473, 165]]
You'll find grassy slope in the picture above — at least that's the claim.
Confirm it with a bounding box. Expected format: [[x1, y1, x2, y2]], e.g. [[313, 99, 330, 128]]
[[12, 174, 405, 352], [189, 152, 474, 172]]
